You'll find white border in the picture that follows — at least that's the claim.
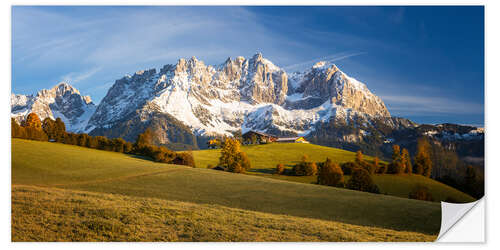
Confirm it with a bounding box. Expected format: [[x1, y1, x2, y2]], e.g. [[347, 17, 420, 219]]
[[2, 0, 496, 249]]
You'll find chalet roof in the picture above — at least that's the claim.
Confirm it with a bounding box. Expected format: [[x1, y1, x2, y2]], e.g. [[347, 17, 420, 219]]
[[242, 130, 276, 138]]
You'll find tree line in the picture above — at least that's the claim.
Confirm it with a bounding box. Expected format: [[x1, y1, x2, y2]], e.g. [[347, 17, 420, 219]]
[[12, 113, 195, 167]]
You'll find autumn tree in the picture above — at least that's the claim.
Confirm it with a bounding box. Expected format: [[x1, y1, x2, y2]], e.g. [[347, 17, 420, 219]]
[[136, 128, 153, 147], [374, 156, 380, 170], [317, 158, 344, 187], [218, 138, 251, 173], [293, 155, 317, 176], [414, 137, 432, 177], [346, 168, 380, 194], [22, 113, 42, 130], [355, 150, 364, 165], [275, 163, 285, 175], [402, 148, 412, 174], [11, 118, 25, 138], [21, 113, 47, 141], [408, 184, 434, 201], [112, 138, 126, 152], [389, 144, 404, 174]]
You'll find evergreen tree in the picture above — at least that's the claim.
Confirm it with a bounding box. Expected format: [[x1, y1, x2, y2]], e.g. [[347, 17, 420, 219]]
[[42, 118, 56, 140], [54, 118, 66, 141]]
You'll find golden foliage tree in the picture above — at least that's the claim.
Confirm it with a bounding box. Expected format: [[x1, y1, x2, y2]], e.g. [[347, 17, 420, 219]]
[[414, 137, 432, 177], [402, 148, 412, 174], [218, 138, 251, 173], [355, 150, 363, 165], [317, 158, 344, 187]]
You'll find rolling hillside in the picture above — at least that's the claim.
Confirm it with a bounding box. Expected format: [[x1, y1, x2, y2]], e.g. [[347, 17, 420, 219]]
[[12, 139, 442, 241], [190, 143, 475, 202]]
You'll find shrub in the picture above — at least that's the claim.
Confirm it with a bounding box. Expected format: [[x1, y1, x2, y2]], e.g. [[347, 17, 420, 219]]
[[123, 142, 133, 154], [346, 168, 380, 194], [293, 157, 317, 176], [377, 163, 388, 174], [387, 162, 404, 174], [231, 162, 245, 173], [361, 162, 376, 175], [408, 185, 434, 202], [340, 162, 356, 175], [173, 152, 196, 167], [275, 163, 285, 175], [317, 158, 344, 187], [236, 152, 251, 170]]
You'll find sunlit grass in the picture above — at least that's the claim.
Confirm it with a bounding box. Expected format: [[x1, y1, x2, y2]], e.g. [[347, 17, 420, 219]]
[[12, 139, 444, 241]]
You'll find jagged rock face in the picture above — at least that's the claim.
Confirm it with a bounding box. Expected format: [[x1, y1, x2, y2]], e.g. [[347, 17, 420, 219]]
[[291, 62, 390, 117], [11, 82, 96, 132], [87, 53, 395, 142]]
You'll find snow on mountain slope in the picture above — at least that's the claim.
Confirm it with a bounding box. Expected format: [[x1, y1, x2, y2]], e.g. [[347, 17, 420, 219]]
[[87, 53, 392, 142], [11, 82, 96, 132]]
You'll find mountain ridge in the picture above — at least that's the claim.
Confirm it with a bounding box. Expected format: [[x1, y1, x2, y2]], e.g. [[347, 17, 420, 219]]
[[11, 54, 483, 159]]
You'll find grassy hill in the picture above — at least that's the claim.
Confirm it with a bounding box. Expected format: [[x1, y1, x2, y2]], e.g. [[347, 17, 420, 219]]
[[12, 185, 435, 242], [190, 143, 475, 203], [12, 139, 442, 241]]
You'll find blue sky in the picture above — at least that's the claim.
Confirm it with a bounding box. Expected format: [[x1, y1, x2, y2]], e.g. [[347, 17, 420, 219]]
[[12, 6, 484, 126]]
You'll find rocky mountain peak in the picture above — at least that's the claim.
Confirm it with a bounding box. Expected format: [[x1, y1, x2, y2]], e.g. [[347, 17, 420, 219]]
[[11, 83, 96, 132], [85, 54, 393, 143]]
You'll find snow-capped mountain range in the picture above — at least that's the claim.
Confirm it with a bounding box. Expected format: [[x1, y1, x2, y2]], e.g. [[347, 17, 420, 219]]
[[11, 53, 483, 150], [87, 53, 390, 138]]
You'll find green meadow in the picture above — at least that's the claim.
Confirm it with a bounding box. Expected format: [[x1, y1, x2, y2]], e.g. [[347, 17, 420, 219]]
[[190, 143, 475, 203], [12, 139, 449, 241]]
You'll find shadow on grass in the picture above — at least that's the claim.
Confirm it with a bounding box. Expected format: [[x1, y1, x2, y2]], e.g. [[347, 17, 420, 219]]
[[128, 154, 155, 162]]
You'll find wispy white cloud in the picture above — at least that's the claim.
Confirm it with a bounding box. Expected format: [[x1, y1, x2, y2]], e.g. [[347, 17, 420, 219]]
[[380, 95, 484, 115], [61, 67, 103, 85], [283, 51, 367, 71]]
